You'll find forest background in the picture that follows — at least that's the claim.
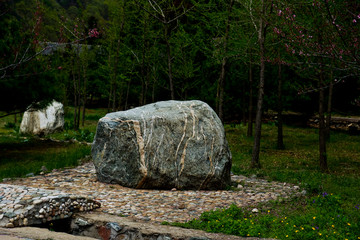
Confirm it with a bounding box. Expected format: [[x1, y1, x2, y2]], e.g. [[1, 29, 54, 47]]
[[0, 0, 359, 170]]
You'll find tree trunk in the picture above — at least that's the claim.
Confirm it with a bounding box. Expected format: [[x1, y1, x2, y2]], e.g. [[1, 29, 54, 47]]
[[73, 65, 78, 130], [218, 58, 226, 122], [217, 0, 234, 122], [165, 24, 175, 100], [125, 79, 131, 110], [325, 74, 333, 140], [107, 78, 112, 113], [112, 84, 117, 111], [277, 60, 284, 149], [319, 71, 329, 172], [247, 54, 253, 137], [251, 0, 266, 169], [81, 64, 87, 127], [242, 79, 247, 126], [152, 76, 156, 103]]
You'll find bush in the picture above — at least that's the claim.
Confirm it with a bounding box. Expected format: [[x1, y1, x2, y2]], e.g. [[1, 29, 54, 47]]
[[4, 122, 16, 129]]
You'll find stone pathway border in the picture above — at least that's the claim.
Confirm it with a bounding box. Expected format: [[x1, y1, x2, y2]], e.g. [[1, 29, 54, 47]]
[[0, 184, 101, 228], [3, 162, 304, 224]]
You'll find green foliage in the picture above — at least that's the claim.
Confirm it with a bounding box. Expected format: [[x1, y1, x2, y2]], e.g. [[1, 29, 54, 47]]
[[63, 129, 94, 142], [4, 122, 16, 129]]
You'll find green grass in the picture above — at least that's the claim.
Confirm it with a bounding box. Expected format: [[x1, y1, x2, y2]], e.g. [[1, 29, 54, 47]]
[[0, 107, 103, 181], [171, 123, 360, 239], [228, 124, 360, 201], [170, 195, 360, 239], [0, 137, 90, 181]]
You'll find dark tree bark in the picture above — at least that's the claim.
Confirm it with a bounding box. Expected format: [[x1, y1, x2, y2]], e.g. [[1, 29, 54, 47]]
[[165, 24, 175, 100], [81, 63, 87, 127], [217, 0, 234, 122], [125, 79, 131, 110], [140, 13, 149, 105], [319, 71, 329, 172], [277, 59, 284, 149], [72, 62, 79, 130], [325, 71, 333, 140], [247, 54, 254, 137], [218, 58, 227, 122], [251, 0, 266, 169]]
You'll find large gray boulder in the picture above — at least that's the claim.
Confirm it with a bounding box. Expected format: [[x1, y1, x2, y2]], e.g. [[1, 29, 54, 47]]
[[20, 100, 64, 135], [92, 100, 232, 190]]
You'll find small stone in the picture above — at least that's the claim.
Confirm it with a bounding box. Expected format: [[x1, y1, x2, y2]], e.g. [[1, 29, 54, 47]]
[[23, 218, 28, 226], [33, 199, 42, 205], [171, 188, 177, 191], [178, 203, 186, 209], [237, 184, 243, 189], [6, 223, 14, 228], [252, 208, 259, 213], [75, 218, 91, 226]]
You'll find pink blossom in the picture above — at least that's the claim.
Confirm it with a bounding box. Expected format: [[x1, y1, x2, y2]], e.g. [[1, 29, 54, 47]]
[[58, 66, 63, 70], [88, 28, 99, 38], [358, 14, 360, 19], [273, 27, 281, 34], [278, 10, 282, 16], [353, 19, 357, 23]]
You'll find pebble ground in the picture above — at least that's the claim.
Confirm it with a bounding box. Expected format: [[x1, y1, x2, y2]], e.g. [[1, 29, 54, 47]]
[[3, 162, 304, 224]]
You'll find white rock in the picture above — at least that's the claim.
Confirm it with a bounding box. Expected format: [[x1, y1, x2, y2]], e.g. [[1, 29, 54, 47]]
[[20, 100, 64, 135], [252, 208, 259, 213]]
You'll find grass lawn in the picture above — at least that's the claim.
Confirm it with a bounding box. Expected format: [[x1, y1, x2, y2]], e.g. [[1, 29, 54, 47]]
[[0, 107, 104, 180], [172, 123, 360, 239]]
